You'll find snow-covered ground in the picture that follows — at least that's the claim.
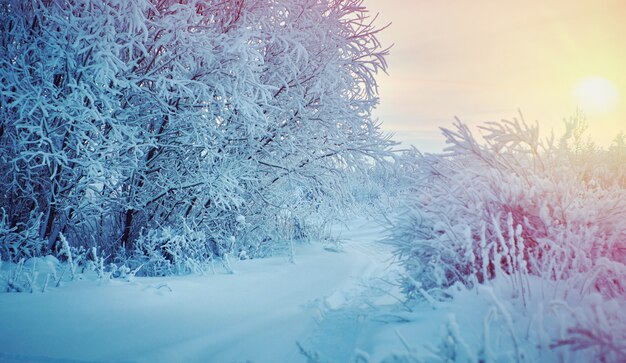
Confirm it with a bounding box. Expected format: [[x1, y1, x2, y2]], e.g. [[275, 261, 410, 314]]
[[0, 218, 603, 363], [0, 219, 394, 363]]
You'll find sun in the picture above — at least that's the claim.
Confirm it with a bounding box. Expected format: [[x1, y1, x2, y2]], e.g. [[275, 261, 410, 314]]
[[573, 76, 620, 114]]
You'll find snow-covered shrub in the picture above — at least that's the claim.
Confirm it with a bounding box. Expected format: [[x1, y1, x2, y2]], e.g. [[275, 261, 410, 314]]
[[392, 115, 625, 293], [390, 114, 626, 361], [131, 222, 211, 276], [3, 255, 61, 293], [346, 157, 407, 218], [550, 293, 626, 362], [0, 209, 45, 262], [57, 233, 77, 281]]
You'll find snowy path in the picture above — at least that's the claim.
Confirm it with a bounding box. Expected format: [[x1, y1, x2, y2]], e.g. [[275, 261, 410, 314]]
[[0, 219, 398, 363]]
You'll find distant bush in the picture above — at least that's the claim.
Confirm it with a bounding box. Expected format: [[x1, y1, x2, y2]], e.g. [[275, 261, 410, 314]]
[[390, 114, 626, 361]]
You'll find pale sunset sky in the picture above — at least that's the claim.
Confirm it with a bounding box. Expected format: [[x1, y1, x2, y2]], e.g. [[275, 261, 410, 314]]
[[365, 0, 626, 152]]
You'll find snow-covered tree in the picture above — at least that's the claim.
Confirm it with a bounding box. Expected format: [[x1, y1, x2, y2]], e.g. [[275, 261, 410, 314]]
[[0, 0, 394, 264]]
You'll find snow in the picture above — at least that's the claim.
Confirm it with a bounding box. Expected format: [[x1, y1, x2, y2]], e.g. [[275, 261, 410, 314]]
[[0, 218, 616, 363], [0, 219, 398, 363]]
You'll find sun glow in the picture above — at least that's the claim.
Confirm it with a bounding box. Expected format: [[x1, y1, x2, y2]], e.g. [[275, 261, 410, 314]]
[[573, 76, 620, 115]]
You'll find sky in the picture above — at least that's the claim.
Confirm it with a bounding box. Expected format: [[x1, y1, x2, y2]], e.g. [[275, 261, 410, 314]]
[[365, 0, 626, 152]]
